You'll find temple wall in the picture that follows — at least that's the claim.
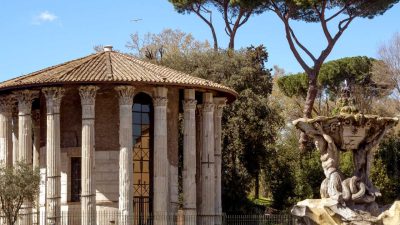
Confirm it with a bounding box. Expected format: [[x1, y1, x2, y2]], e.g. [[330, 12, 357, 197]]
[[94, 88, 119, 151], [59, 148, 119, 203]]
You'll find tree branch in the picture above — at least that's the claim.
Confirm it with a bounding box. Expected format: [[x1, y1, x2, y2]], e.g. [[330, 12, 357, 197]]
[[270, 0, 311, 73], [238, 11, 252, 28], [326, 0, 356, 22], [314, 1, 333, 42], [191, 3, 219, 50], [326, 6, 347, 22], [317, 16, 355, 66], [288, 26, 317, 62], [223, 0, 233, 35]]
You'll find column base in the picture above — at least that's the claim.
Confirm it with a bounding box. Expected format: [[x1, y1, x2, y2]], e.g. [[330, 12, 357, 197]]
[[183, 209, 197, 225]]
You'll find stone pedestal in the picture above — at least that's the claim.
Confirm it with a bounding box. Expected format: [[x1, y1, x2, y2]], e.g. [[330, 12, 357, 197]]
[[42, 87, 64, 225], [79, 86, 99, 225], [292, 199, 400, 225], [115, 86, 135, 225], [183, 89, 197, 225]]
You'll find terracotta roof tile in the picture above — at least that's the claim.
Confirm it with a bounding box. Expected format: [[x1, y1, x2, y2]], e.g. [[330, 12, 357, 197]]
[[0, 51, 236, 100]]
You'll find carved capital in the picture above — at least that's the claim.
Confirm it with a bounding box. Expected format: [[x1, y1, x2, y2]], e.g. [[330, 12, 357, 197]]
[[0, 95, 15, 115], [214, 98, 227, 118], [42, 87, 64, 114], [153, 97, 168, 107], [202, 102, 214, 113], [79, 86, 99, 105], [115, 86, 135, 105], [183, 99, 197, 111], [14, 90, 40, 114], [214, 105, 225, 117]]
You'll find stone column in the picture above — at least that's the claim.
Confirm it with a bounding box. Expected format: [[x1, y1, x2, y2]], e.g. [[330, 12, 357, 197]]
[[199, 93, 215, 224], [115, 86, 135, 225], [12, 107, 18, 165], [0, 95, 13, 167], [214, 97, 226, 225], [195, 105, 203, 219], [32, 109, 41, 225], [153, 87, 169, 223], [42, 87, 64, 225], [32, 109, 41, 169], [15, 90, 39, 225], [79, 86, 99, 225], [182, 89, 197, 225], [39, 146, 47, 225]]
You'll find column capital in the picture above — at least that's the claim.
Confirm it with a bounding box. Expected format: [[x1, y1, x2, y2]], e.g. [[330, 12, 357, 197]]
[[153, 97, 168, 107], [183, 99, 197, 111], [153, 86, 168, 107], [79, 86, 99, 105], [0, 95, 15, 114], [202, 102, 214, 113], [42, 87, 64, 104], [14, 90, 40, 114], [115, 86, 135, 105], [213, 97, 227, 118]]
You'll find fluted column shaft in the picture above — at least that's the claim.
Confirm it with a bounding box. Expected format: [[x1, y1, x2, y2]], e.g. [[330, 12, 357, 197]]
[[116, 86, 135, 225], [43, 87, 64, 225], [79, 86, 99, 225], [15, 90, 39, 225], [182, 89, 197, 225], [0, 95, 13, 167], [153, 87, 169, 223], [200, 93, 215, 221], [12, 108, 18, 165], [32, 109, 41, 225], [214, 97, 226, 225]]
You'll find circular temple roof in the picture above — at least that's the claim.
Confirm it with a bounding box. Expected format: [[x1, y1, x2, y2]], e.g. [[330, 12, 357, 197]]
[[0, 49, 237, 102]]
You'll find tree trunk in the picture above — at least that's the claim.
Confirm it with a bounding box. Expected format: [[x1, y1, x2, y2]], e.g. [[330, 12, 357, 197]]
[[254, 173, 260, 199], [228, 34, 235, 50], [211, 27, 219, 51], [303, 72, 318, 118], [299, 70, 319, 149]]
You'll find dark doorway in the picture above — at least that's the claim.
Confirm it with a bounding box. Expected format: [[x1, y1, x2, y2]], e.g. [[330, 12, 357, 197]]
[[132, 93, 153, 224]]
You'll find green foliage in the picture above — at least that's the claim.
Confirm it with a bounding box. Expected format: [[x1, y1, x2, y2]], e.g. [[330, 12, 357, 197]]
[[169, 0, 267, 15], [0, 163, 40, 225], [339, 151, 353, 178], [168, 0, 269, 49], [276, 73, 308, 98], [277, 56, 377, 99], [371, 134, 400, 204], [276, 56, 392, 114], [238, 0, 399, 21]]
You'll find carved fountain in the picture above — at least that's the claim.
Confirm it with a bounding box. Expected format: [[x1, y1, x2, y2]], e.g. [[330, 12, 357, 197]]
[[291, 85, 400, 225]]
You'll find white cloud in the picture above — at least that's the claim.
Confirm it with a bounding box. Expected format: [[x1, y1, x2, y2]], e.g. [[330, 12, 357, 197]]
[[32, 11, 58, 25]]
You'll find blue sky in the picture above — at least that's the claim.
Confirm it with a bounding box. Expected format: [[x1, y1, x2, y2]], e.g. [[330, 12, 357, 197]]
[[1, 0, 399, 82]]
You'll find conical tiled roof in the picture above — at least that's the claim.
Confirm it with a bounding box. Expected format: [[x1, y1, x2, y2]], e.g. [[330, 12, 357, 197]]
[[0, 50, 237, 100]]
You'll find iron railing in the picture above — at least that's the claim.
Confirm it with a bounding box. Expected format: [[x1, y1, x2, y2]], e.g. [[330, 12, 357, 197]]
[[0, 212, 296, 225]]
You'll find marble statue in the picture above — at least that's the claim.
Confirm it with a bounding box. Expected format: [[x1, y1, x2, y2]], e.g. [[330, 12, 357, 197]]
[[291, 85, 400, 225]]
